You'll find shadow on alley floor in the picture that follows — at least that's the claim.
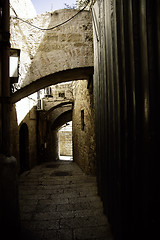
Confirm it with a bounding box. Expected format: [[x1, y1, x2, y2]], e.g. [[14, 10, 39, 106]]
[[18, 160, 113, 240]]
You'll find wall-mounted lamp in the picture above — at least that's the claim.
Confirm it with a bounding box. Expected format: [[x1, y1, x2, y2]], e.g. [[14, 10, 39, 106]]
[[10, 48, 20, 84]]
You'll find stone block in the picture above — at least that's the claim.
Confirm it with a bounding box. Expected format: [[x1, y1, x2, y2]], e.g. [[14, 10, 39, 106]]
[[73, 226, 113, 240]]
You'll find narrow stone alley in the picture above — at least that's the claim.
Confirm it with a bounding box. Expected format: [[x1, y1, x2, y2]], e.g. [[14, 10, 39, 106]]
[[18, 160, 113, 240]]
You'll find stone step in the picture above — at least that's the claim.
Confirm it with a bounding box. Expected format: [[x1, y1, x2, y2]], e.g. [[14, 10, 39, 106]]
[[19, 161, 113, 240]]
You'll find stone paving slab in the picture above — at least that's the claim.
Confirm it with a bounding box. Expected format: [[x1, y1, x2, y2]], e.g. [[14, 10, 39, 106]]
[[18, 161, 113, 240]]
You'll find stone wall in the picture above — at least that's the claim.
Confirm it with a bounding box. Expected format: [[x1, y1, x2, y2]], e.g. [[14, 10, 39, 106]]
[[51, 82, 73, 101], [10, 94, 37, 173], [9, 1, 94, 172], [10, 8, 93, 95], [9, 0, 37, 173], [59, 131, 72, 156], [42, 82, 73, 111], [72, 80, 96, 175]]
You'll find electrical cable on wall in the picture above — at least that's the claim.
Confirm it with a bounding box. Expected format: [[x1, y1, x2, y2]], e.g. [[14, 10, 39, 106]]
[[10, 0, 90, 31]]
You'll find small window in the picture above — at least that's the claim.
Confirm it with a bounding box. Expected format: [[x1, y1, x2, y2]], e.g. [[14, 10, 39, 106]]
[[59, 92, 65, 98], [44, 87, 52, 97], [81, 110, 85, 131]]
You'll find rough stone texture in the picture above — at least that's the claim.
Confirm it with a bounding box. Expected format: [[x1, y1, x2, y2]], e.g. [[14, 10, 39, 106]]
[[59, 131, 72, 156], [43, 82, 73, 112], [72, 80, 96, 175], [18, 160, 113, 240], [10, 8, 93, 100]]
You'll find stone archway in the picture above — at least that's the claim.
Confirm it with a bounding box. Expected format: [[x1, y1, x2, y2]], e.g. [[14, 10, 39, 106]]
[[51, 110, 72, 131], [45, 110, 72, 162], [10, 8, 94, 104], [19, 123, 29, 173], [11, 67, 93, 103]]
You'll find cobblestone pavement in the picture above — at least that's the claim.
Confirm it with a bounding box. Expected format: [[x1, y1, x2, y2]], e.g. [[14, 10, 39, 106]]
[[18, 161, 113, 240]]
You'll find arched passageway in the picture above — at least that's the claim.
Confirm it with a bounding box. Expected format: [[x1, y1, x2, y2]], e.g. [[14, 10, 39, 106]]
[[37, 102, 73, 163], [19, 123, 29, 173], [51, 110, 72, 131], [49, 110, 72, 162]]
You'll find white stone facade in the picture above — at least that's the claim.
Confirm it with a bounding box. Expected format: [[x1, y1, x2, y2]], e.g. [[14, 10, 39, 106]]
[[10, 0, 37, 18]]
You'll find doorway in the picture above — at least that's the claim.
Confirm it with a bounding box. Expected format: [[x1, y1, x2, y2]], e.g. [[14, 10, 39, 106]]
[[19, 123, 29, 173], [58, 121, 73, 161]]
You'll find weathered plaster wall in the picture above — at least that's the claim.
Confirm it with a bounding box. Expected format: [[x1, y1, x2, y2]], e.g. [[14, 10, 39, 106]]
[[72, 80, 96, 175]]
